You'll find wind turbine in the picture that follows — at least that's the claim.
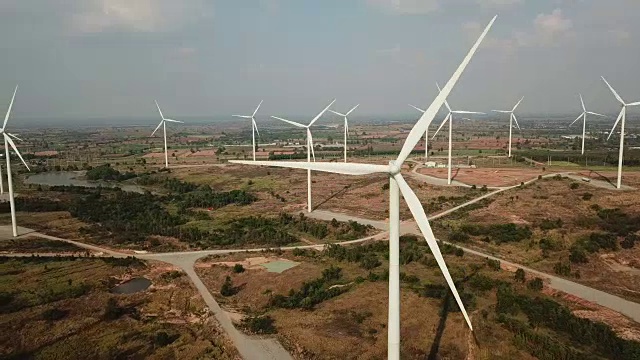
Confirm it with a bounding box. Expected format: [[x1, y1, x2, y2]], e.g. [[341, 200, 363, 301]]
[[492, 96, 523, 157], [409, 104, 430, 163], [233, 100, 263, 161], [329, 104, 359, 162], [230, 16, 496, 359], [151, 101, 183, 168], [271, 99, 336, 212], [569, 94, 605, 156], [601, 77, 640, 189], [431, 83, 485, 185], [2, 86, 31, 237]]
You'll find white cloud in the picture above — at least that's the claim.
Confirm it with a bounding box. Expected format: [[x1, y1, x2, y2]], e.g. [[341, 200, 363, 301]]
[[71, 0, 207, 34], [529, 8, 573, 46], [366, 0, 439, 14]]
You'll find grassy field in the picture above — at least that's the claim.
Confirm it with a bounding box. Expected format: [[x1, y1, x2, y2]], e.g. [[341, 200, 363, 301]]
[[0, 256, 238, 359]]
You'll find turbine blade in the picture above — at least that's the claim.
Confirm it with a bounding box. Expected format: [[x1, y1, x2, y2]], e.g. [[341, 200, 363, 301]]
[[409, 104, 426, 113], [607, 109, 624, 141], [512, 114, 521, 130], [232, 115, 252, 119], [163, 119, 183, 123], [492, 110, 511, 113], [431, 114, 450, 140], [308, 130, 316, 162], [628, 101, 640, 106], [329, 110, 346, 117], [150, 120, 163, 137], [579, 94, 586, 112], [253, 119, 260, 138], [396, 15, 497, 165], [569, 113, 583, 127], [587, 112, 606, 117], [346, 104, 360, 116], [308, 99, 336, 127], [5, 135, 30, 171], [272, 116, 306, 128], [601, 77, 625, 104], [7, 133, 23, 142], [252, 100, 264, 117], [394, 173, 472, 330], [511, 96, 524, 112], [435, 82, 452, 113], [229, 160, 388, 175], [452, 111, 485, 114], [2, 85, 18, 131], [155, 100, 165, 120]]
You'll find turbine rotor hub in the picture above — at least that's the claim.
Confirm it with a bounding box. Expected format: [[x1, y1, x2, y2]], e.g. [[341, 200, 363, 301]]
[[389, 161, 401, 175]]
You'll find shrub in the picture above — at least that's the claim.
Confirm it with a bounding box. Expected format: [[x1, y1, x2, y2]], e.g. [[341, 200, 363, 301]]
[[103, 298, 124, 320], [154, 331, 178, 347], [486, 258, 501, 271], [233, 264, 245, 273], [570, 182, 579, 190], [553, 262, 572, 276], [621, 234, 638, 249], [42, 308, 69, 321], [527, 278, 544, 291], [241, 315, 277, 334], [582, 192, 593, 201], [539, 237, 562, 251], [220, 276, 236, 297], [449, 230, 470, 243], [569, 246, 588, 263], [515, 269, 526, 283], [538, 218, 563, 231]]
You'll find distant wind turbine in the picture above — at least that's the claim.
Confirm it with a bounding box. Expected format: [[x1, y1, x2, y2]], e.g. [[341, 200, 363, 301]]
[[151, 101, 183, 168], [329, 104, 359, 162], [409, 104, 430, 163], [601, 77, 640, 189], [493, 97, 523, 157], [231, 15, 496, 359], [233, 100, 263, 161], [569, 94, 605, 155], [431, 82, 485, 185], [271, 99, 336, 212], [2, 86, 31, 237]]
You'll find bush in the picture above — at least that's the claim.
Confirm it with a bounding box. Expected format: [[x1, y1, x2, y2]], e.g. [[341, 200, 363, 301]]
[[486, 258, 501, 271], [515, 268, 525, 283], [233, 264, 245, 273], [538, 218, 563, 231], [582, 192, 593, 201], [154, 331, 178, 347], [527, 278, 544, 291], [103, 298, 124, 320], [569, 246, 588, 263], [241, 315, 277, 334], [570, 182, 580, 190], [553, 262, 572, 276], [449, 230, 470, 243], [621, 234, 638, 249], [220, 276, 236, 297], [539, 237, 562, 251], [42, 308, 69, 321]]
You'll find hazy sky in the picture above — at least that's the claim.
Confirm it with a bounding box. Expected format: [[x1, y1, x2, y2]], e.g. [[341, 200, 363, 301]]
[[1, 0, 640, 121]]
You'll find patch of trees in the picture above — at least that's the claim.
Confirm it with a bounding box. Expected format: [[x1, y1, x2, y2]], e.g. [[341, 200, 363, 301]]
[[496, 286, 640, 359], [86, 164, 136, 182], [537, 218, 563, 231], [569, 232, 618, 264], [0, 281, 91, 314], [596, 207, 640, 236], [174, 189, 256, 211], [269, 266, 349, 310], [0, 197, 66, 213], [459, 223, 532, 244], [240, 315, 277, 334]]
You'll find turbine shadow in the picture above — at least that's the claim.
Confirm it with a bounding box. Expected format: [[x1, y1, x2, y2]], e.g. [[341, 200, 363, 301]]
[[588, 170, 615, 187], [450, 167, 461, 182], [312, 177, 385, 211]]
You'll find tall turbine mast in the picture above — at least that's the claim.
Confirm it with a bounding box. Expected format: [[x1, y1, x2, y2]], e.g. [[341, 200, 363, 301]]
[[601, 77, 640, 189], [151, 101, 184, 168], [230, 16, 497, 359], [492, 97, 523, 157], [329, 104, 359, 162], [569, 94, 605, 155], [431, 83, 484, 184], [271, 99, 336, 212], [233, 100, 263, 161], [1, 85, 31, 237]]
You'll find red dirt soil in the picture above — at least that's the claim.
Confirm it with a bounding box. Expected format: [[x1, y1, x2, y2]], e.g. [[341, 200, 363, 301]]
[[418, 167, 546, 187]]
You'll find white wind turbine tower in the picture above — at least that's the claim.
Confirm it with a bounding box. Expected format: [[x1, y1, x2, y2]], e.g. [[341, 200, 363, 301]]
[[409, 104, 430, 163], [2, 86, 31, 237], [601, 77, 640, 189], [271, 99, 336, 212], [230, 16, 496, 359], [570, 94, 605, 156], [151, 101, 184, 168], [431, 83, 485, 185], [233, 100, 263, 161], [493, 96, 523, 157], [329, 104, 359, 162]]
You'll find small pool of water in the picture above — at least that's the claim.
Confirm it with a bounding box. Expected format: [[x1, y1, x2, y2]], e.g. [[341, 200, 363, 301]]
[[260, 260, 299, 273], [110, 277, 152, 294]]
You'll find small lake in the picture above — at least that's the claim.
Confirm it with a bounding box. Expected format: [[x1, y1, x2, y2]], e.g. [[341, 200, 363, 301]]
[[25, 171, 146, 194], [110, 277, 152, 294]]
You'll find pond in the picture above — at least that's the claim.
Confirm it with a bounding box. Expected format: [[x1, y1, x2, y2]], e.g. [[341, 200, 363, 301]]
[[25, 171, 146, 194], [110, 277, 152, 294]]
